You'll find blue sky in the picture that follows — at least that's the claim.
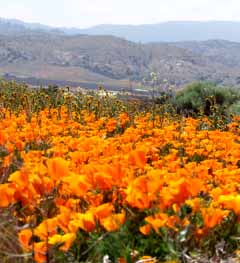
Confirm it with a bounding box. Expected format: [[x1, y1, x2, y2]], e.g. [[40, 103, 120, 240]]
[[0, 0, 239, 28]]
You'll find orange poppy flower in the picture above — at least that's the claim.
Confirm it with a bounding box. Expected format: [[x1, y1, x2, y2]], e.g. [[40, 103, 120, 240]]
[[33, 242, 47, 263], [201, 207, 229, 229], [69, 212, 95, 232], [218, 194, 240, 215], [18, 229, 32, 250], [48, 232, 76, 251], [47, 157, 69, 181], [128, 150, 147, 169], [100, 212, 125, 232], [0, 184, 16, 207]]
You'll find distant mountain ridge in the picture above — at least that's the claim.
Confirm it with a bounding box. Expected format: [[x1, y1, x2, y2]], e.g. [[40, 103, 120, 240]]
[[0, 17, 62, 35], [62, 21, 240, 43], [1, 18, 240, 43]]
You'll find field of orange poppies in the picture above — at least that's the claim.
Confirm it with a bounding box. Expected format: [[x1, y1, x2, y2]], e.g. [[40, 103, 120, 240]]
[[0, 83, 240, 262]]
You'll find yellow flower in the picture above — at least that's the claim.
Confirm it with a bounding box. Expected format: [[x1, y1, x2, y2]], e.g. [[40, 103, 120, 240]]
[[48, 233, 76, 251]]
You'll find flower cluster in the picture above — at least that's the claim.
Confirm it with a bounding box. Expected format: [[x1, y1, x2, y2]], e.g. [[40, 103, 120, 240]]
[[0, 107, 240, 262]]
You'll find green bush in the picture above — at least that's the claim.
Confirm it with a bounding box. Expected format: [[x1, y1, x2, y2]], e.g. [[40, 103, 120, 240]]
[[171, 82, 240, 115], [229, 101, 240, 116]]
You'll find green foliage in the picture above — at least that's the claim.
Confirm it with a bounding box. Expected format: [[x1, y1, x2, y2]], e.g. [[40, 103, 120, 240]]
[[229, 101, 240, 115], [172, 82, 240, 116]]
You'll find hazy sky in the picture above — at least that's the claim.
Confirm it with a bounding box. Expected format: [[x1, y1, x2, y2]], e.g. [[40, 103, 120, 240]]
[[0, 0, 239, 28]]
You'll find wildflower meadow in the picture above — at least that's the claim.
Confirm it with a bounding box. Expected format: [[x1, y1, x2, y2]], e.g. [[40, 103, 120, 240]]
[[0, 81, 239, 262]]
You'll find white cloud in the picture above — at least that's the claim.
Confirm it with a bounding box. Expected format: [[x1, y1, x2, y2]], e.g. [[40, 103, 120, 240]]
[[0, 0, 239, 28]]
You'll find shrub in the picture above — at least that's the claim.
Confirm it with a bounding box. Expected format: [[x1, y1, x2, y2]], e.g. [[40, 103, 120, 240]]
[[172, 82, 240, 115], [229, 101, 240, 116]]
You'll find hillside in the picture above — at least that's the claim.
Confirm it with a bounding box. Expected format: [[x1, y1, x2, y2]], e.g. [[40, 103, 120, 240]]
[[170, 40, 240, 67], [1, 20, 240, 89], [0, 33, 201, 88]]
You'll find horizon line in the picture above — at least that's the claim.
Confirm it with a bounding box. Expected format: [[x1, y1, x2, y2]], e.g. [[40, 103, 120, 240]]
[[1, 16, 240, 30]]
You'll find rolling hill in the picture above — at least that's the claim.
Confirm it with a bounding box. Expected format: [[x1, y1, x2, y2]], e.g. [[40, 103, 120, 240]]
[[1, 18, 240, 89]]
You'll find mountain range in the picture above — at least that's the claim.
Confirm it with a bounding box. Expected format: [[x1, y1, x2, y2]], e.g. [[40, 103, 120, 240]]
[[1, 18, 240, 43], [63, 21, 240, 43], [1, 17, 240, 90]]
